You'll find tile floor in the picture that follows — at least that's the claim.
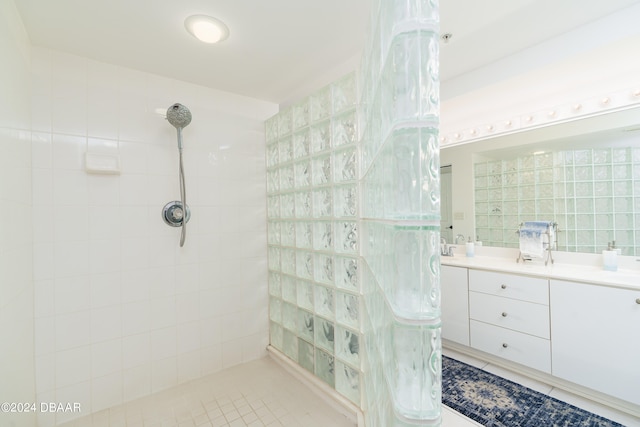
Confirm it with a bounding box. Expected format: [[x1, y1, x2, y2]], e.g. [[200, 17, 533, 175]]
[[57, 350, 639, 427], [57, 357, 355, 427]]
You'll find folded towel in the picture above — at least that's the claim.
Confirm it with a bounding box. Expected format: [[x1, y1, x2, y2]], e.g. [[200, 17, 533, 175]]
[[519, 226, 544, 258], [523, 221, 552, 231]]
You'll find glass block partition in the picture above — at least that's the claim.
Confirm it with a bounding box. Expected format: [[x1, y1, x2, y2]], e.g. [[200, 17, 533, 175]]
[[266, 1, 441, 424], [265, 72, 363, 406], [359, 1, 441, 426], [474, 147, 640, 255]]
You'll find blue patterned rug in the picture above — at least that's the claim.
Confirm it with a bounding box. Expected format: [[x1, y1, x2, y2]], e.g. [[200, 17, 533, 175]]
[[442, 356, 626, 427]]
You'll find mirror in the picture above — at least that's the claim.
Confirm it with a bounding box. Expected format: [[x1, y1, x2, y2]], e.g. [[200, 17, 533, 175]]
[[440, 165, 453, 244], [441, 106, 640, 256]]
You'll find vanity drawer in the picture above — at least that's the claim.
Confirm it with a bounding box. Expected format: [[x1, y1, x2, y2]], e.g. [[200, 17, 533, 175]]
[[469, 269, 548, 304], [469, 292, 550, 339], [470, 320, 551, 373]]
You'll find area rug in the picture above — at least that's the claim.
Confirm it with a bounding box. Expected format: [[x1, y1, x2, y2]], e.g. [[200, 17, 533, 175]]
[[442, 355, 626, 427]]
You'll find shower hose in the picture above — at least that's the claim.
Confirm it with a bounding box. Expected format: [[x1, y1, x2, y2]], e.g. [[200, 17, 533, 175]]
[[178, 134, 187, 247]]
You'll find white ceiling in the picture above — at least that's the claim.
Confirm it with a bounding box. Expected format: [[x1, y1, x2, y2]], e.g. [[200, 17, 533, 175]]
[[14, 0, 640, 106]]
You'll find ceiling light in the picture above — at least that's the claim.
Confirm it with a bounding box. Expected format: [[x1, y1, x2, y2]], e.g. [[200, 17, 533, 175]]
[[184, 15, 229, 44]]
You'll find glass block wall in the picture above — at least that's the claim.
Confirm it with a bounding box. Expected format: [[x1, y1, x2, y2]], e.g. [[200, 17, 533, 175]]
[[474, 146, 640, 255], [359, 0, 441, 426], [265, 1, 441, 424], [265, 72, 363, 406]]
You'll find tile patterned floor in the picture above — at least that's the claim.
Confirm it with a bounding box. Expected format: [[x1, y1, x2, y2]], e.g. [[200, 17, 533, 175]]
[[57, 357, 355, 427], [57, 350, 639, 427]]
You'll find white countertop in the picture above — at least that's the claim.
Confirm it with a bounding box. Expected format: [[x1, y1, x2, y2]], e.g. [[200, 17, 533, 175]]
[[440, 246, 640, 291]]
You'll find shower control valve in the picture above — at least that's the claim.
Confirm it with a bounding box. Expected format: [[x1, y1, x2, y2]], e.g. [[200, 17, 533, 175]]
[[162, 201, 191, 227], [172, 208, 183, 221]]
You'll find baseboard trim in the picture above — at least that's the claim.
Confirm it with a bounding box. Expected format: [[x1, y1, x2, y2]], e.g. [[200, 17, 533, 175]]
[[266, 345, 364, 426]]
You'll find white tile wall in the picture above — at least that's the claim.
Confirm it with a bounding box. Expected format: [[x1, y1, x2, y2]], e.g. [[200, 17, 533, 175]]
[[30, 47, 278, 425], [0, 1, 36, 427]]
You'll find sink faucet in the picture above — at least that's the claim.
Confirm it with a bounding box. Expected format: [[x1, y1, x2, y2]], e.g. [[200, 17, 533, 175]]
[[440, 237, 456, 256], [455, 234, 466, 244], [440, 237, 448, 256]]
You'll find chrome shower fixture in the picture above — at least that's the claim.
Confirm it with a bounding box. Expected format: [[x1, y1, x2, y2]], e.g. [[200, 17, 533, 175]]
[[162, 201, 191, 227], [164, 102, 191, 247], [166, 103, 192, 129], [166, 103, 192, 149]]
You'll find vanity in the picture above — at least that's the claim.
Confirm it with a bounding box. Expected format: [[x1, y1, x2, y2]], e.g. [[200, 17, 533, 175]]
[[441, 248, 640, 417], [437, 95, 640, 417]]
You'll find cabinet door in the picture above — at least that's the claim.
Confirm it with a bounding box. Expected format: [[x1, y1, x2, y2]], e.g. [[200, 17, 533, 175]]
[[441, 265, 469, 346], [550, 279, 640, 405]]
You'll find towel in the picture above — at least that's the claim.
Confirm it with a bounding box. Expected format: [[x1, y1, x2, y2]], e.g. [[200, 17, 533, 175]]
[[519, 221, 554, 258], [522, 221, 553, 231], [519, 228, 544, 258]]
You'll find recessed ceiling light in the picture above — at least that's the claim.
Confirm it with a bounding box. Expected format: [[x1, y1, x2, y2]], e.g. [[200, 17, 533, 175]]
[[184, 15, 229, 44]]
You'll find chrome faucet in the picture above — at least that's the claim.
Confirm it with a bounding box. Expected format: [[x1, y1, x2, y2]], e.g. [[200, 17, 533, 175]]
[[455, 234, 466, 244], [440, 237, 448, 256], [440, 237, 456, 256]]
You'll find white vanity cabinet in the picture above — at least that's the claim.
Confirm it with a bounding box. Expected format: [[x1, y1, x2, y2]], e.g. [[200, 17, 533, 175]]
[[441, 259, 640, 413], [550, 279, 640, 406], [468, 269, 551, 373], [441, 265, 469, 346]]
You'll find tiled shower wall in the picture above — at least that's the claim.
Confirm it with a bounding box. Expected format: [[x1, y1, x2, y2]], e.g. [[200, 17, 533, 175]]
[[265, 73, 362, 405], [0, 1, 36, 426], [474, 146, 640, 255], [30, 47, 277, 425]]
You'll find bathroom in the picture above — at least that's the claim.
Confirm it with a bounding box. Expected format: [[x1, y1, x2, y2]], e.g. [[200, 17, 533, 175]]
[[2, 0, 640, 426]]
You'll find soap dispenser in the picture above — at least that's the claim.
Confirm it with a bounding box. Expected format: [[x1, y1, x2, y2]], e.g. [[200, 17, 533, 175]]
[[466, 236, 475, 257], [611, 240, 622, 255], [602, 242, 618, 272]]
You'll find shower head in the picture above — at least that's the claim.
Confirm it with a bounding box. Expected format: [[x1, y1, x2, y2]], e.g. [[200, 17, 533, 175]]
[[167, 103, 191, 151], [166, 103, 192, 129]]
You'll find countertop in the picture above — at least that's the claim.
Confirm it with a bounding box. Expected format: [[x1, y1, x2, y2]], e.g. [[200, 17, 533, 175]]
[[440, 246, 640, 291]]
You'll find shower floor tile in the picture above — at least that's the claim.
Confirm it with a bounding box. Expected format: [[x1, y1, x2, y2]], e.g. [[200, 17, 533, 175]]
[[57, 357, 356, 427]]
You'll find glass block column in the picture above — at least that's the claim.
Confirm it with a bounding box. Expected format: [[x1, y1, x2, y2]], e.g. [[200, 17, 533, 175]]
[[266, 2, 441, 424], [360, 0, 442, 426], [265, 73, 363, 406]]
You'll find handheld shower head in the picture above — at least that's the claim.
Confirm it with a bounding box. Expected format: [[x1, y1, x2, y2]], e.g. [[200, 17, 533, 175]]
[[165, 102, 192, 247], [166, 103, 192, 129]]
